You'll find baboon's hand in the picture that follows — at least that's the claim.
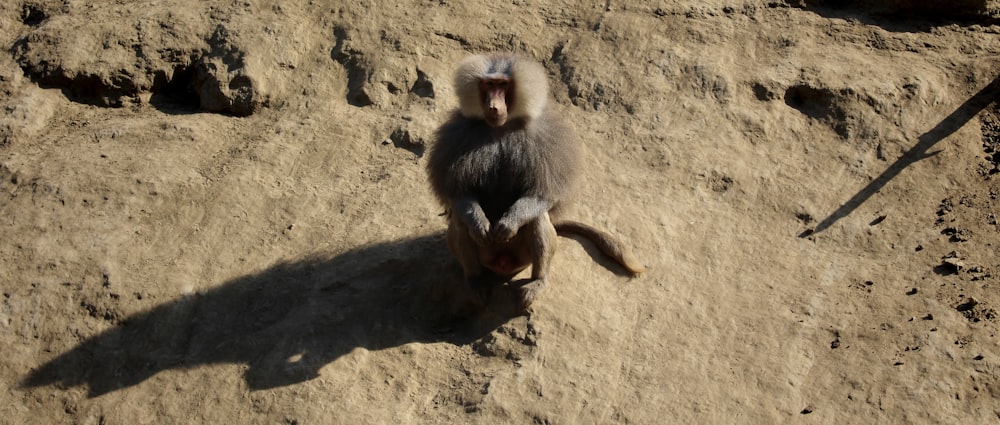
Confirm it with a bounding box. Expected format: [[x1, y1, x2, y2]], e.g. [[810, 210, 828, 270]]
[[490, 220, 518, 242], [468, 221, 490, 246], [454, 197, 490, 246], [493, 196, 550, 243]]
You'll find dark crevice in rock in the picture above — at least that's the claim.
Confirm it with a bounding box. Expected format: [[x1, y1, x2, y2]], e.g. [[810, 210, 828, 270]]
[[410, 68, 434, 98], [11, 24, 262, 116], [331, 26, 375, 107], [784, 84, 851, 138], [21, 3, 49, 27]]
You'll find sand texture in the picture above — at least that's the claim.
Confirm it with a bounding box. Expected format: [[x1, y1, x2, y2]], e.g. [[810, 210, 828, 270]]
[[2, 0, 1000, 423]]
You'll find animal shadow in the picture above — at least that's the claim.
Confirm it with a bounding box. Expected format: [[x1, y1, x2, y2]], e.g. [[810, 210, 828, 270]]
[[20, 233, 523, 397]]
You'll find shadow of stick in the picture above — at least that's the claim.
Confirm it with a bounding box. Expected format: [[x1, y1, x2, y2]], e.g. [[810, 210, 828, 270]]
[[802, 75, 1000, 237]]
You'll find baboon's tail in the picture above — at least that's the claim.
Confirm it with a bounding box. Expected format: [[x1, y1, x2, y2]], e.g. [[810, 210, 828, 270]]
[[554, 220, 645, 276]]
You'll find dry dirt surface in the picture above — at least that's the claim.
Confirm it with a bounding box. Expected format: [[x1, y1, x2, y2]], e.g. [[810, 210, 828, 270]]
[[2, 0, 1000, 423]]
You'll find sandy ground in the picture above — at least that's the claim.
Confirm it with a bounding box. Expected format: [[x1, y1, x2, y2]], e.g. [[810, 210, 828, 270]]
[[2, 0, 1000, 423]]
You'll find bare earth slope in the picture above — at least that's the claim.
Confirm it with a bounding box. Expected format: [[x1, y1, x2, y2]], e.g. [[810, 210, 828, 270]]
[[2, 1, 1000, 423]]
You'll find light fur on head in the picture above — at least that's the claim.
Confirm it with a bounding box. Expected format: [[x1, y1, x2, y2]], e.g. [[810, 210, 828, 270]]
[[453, 52, 549, 122]]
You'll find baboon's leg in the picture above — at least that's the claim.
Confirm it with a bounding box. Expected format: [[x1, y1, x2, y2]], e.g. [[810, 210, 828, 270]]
[[447, 214, 484, 280], [518, 212, 557, 308], [445, 215, 490, 313]]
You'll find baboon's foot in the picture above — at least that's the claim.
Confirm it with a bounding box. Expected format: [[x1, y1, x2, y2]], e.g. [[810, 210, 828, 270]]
[[516, 278, 547, 309]]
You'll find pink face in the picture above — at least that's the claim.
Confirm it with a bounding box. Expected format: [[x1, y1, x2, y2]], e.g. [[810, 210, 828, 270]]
[[480, 77, 512, 127]]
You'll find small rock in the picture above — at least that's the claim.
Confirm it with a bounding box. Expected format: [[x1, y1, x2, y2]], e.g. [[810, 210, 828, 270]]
[[956, 297, 978, 312], [388, 128, 426, 157]]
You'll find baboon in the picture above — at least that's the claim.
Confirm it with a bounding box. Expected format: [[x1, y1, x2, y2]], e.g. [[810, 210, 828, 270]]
[[426, 52, 644, 309]]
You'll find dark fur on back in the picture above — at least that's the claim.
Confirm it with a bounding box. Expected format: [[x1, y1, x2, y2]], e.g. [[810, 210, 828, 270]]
[[426, 106, 582, 222]]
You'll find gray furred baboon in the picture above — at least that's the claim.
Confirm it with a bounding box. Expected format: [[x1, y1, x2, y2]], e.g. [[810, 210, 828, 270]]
[[426, 52, 644, 309]]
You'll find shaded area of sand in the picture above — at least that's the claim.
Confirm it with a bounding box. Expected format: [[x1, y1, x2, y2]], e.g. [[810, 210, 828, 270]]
[[2, 1, 1000, 423]]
